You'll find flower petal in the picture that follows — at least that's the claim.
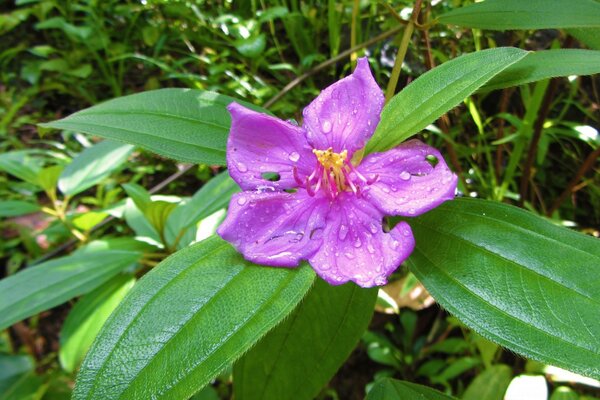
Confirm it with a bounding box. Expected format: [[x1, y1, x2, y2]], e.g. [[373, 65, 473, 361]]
[[308, 193, 415, 288], [302, 58, 384, 156], [217, 190, 330, 267], [226, 103, 315, 191], [359, 139, 458, 217]]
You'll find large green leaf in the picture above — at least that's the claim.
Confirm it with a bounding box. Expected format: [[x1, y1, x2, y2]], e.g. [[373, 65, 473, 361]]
[[0, 245, 141, 331], [59, 275, 136, 373], [365, 48, 527, 154], [406, 198, 600, 379], [481, 49, 600, 91], [0, 200, 40, 217], [462, 364, 513, 400], [40, 89, 263, 165], [59, 140, 134, 196], [438, 0, 600, 30], [366, 379, 457, 400], [234, 279, 377, 400], [73, 236, 315, 400]]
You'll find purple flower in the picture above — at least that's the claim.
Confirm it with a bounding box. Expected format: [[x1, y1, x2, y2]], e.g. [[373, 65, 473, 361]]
[[217, 58, 457, 288]]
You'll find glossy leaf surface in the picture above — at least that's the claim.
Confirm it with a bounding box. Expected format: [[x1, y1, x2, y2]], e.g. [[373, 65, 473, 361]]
[[59, 140, 134, 196], [366, 379, 457, 400], [366, 48, 527, 153], [0, 246, 141, 331], [41, 89, 264, 165], [463, 364, 513, 400], [234, 279, 377, 400], [482, 49, 600, 91], [438, 0, 600, 30], [74, 236, 315, 400], [407, 198, 600, 379]]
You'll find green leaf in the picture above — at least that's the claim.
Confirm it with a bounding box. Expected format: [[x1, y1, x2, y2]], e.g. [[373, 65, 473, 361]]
[[73, 236, 315, 400], [37, 164, 63, 191], [406, 198, 600, 379], [165, 171, 239, 246], [143, 201, 177, 238], [568, 28, 600, 50], [234, 34, 266, 58], [365, 379, 457, 400], [463, 364, 513, 400], [40, 89, 265, 165], [122, 183, 152, 212], [437, 0, 600, 30], [0, 200, 40, 217], [59, 275, 136, 373], [0, 150, 43, 185], [234, 279, 377, 400], [59, 140, 134, 196], [0, 244, 141, 331], [0, 354, 34, 393], [481, 49, 600, 91], [366, 48, 527, 154]]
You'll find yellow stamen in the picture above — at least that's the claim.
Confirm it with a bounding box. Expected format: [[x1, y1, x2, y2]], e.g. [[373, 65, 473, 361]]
[[313, 147, 348, 191]]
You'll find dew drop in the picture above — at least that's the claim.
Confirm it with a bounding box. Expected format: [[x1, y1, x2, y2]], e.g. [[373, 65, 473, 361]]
[[345, 252, 355, 259], [288, 151, 300, 162], [367, 243, 376, 254], [321, 119, 332, 133], [391, 240, 400, 249], [382, 186, 390, 194], [236, 162, 248, 172], [338, 224, 349, 240], [354, 238, 362, 248], [237, 197, 247, 206], [369, 223, 378, 234], [402, 229, 411, 237], [374, 276, 387, 286], [321, 264, 331, 270], [408, 208, 416, 215], [399, 171, 411, 181]]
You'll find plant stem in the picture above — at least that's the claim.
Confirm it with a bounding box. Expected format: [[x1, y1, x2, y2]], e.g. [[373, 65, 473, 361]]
[[384, 0, 423, 104], [350, 0, 360, 63]]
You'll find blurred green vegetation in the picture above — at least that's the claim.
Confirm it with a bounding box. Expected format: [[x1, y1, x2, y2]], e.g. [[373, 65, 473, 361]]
[[1, 0, 599, 399]]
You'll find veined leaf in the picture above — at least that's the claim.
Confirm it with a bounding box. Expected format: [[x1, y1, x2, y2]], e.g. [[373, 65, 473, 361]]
[[73, 236, 315, 400], [234, 279, 377, 400], [366, 48, 527, 154], [0, 245, 141, 331], [59, 140, 134, 196], [366, 379, 457, 400], [438, 0, 600, 30], [481, 49, 600, 91], [407, 198, 600, 379], [40, 89, 265, 165]]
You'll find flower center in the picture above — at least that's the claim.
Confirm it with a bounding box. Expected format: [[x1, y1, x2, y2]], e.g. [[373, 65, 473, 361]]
[[293, 147, 378, 200]]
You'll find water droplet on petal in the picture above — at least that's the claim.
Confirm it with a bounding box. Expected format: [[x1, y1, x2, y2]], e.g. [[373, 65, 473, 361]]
[[354, 238, 362, 248], [345, 252, 355, 259], [399, 171, 411, 181], [237, 197, 247, 206], [367, 243, 376, 254], [374, 276, 387, 286], [321, 119, 332, 133], [391, 240, 400, 249], [338, 224, 349, 240], [288, 151, 300, 162], [408, 208, 416, 215], [321, 264, 331, 270], [236, 162, 248, 172], [369, 223, 378, 234]]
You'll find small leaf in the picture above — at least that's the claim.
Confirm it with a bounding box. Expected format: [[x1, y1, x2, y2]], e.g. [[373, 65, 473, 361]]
[[366, 48, 527, 154], [463, 364, 513, 400], [144, 200, 178, 237], [0, 244, 141, 330], [122, 182, 152, 212], [0, 200, 40, 217], [407, 198, 600, 380], [73, 236, 315, 400], [40, 89, 266, 165], [37, 164, 64, 191], [481, 49, 600, 92], [365, 379, 457, 400], [0, 150, 44, 185], [438, 0, 600, 30], [234, 34, 266, 58], [59, 140, 134, 196], [234, 279, 377, 400], [60, 275, 135, 373]]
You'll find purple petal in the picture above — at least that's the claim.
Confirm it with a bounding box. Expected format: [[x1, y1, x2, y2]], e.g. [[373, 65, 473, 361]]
[[302, 58, 384, 156], [217, 190, 330, 267], [359, 139, 458, 217], [308, 193, 415, 288], [226, 103, 316, 191]]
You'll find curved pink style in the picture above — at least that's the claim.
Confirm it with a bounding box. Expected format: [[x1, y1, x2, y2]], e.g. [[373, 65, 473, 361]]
[[218, 58, 458, 288]]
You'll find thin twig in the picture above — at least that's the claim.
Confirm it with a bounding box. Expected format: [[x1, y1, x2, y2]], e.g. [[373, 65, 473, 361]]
[[495, 88, 514, 181], [264, 25, 403, 109], [547, 147, 600, 216], [519, 78, 560, 206]]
